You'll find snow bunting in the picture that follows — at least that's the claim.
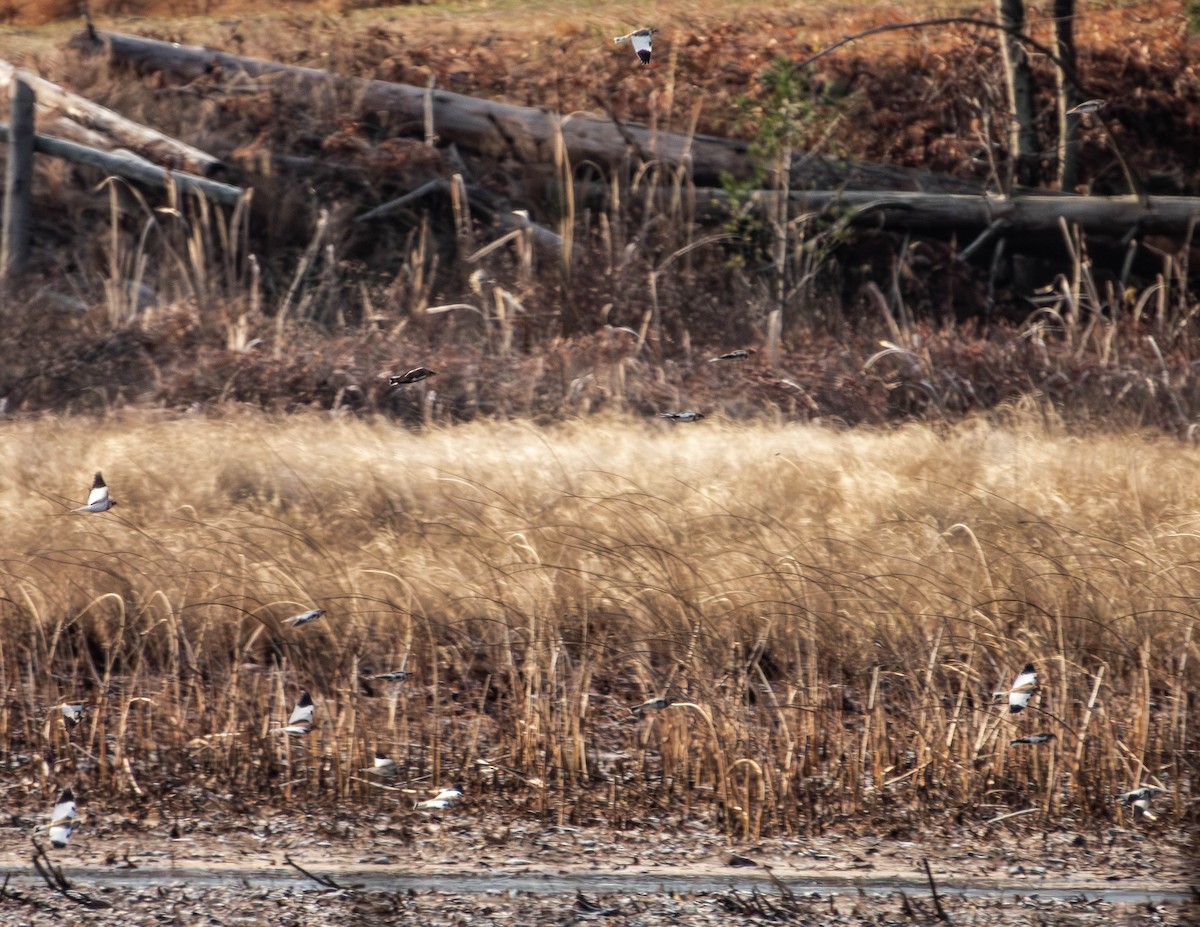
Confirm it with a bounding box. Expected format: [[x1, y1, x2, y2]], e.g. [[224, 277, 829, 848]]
[[389, 367, 436, 386], [614, 28, 658, 66], [72, 471, 116, 513], [658, 411, 705, 423], [415, 784, 463, 811], [630, 696, 674, 717], [1009, 733, 1055, 745], [373, 670, 413, 682], [282, 691, 315, 736], [711, 349, 755, 361], [365, 751, 399, 778], [48, 788, 78, 849], [1006, 663, 1037, 713], [1067, 99, 1106, 115], [1117, 786, 1163, 821], [59, 702, 87, 725], [284, 608, 324, 628]]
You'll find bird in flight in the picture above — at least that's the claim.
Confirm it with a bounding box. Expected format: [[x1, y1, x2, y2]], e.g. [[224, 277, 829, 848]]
[[48, 788, 78, 849], [364, 752, 399, 778], [630, 696, 675, 718], [1006, 663, 1038, 713], [415, 784, 463, 811], [1067, 99, 1106, 115], [284, 608, 325, 628], [72, 472, 116, 513], [658, 411, 705, 423], [58, 702, 87, 725], [282, 691, 315, 736], [1009, 733, 1055, 745], [614, 28, 658, 66], [389, 367, 436, 386], [711, 349, 755, 361], [1117, 786, 1164, 821], [373, 670, 413, 682]]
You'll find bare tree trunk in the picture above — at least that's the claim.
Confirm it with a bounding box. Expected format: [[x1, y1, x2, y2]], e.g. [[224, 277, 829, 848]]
[[995, 0, 1041, 188], [1054, 0, 1081, 191]]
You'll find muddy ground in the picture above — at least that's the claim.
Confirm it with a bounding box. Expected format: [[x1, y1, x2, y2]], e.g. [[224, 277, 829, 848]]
[[0, 807, 1194, 925]]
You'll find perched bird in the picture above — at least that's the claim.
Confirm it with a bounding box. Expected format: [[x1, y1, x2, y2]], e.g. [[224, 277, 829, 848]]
[[658, 411, 705, 423], [1010, 733, 1055, 746], [281, 691, 315, 736], [389, 367, 436, 387], [1007, 664, 1038, 713], [630, 696, 674, 718], [373, 670, 413, 682], [364, 752, 398, 778], [711, 349, 755, 361], [284, 608, 325, 628], [1118, 786, 1164, 821], [72, 472, 116, 513], [1067, 99, 1107, 115], [614, 28, 658, 66], [48, 788, 78, 849], [415, 784, 463, 811]]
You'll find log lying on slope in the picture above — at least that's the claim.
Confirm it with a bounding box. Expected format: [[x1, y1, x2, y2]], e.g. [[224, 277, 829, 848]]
[[0, 124, 244, 206], [0, 59, 225, 177], [76, 28, 985, 194]]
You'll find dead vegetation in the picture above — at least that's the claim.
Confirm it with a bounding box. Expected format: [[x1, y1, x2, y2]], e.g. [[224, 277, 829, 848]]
[[0, 414, 1194, 837]]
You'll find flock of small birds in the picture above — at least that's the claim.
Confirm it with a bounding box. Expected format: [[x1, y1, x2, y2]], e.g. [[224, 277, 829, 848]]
[[40, 426, 1166, 847]]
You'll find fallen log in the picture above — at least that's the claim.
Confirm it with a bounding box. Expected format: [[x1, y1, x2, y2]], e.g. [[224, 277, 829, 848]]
[[77, 28, 985, 194], [0, 124, 244, 206], [0, 59, 225, 177]]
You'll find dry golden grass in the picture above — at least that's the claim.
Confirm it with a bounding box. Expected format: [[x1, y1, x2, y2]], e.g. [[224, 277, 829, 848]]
[[0, 410, 1194, 835]]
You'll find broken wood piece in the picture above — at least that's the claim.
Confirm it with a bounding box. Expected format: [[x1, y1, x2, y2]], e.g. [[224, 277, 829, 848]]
[[0, 123, 243, 206], [0, 59, 225, 177]]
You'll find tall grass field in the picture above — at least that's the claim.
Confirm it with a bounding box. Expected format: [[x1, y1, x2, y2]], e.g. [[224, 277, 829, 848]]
[[0, 412, 1193, 838]]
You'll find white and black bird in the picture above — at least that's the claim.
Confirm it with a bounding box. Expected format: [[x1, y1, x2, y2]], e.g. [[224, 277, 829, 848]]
[[1067, 99, 1107, 115], [72, 472, 116, 513], [284, 608, 325, 628], [59, 702, 86, 725], [630, 696, 674, 718], [281, 691, 315, 736], [711, 349, 755, 362], [48, 788, 78, 849], [364, 751, 399, 778], [658, 411, 705, 423], [389, 367, 436, 387], [1006, 663, 1038, 713], [1118, 786, 1164, 821], [614, 28, 658, 66], [373, 670, 413, 682], [1010, 733, 1055, 746], [415, 784, 463, 811]]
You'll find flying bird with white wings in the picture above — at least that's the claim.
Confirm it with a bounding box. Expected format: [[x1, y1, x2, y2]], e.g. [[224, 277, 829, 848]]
[[658, 411, 705, 423], [364, 752, 399, 778], [48, 788, 79, 849], [281, 691, 315, 736], [614, 28, 658, 66], [1006, 663, 1038, 713], [373, 670, 413, 682], [415, 784, 463, 811], [388, 367, 436, 387], [284, 608, 325, 628], [630, 696, 675, 718], [72, 472, 116, 513], [1010, 733, 1055, 745], [711, 349, 755, 361], [1117, 786, 1164, 821]]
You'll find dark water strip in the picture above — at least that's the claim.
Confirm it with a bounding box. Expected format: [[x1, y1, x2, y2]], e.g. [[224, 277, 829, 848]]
[[0, 865, 1191, 904]]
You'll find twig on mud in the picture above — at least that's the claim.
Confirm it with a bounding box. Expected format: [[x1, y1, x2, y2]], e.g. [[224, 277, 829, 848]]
[[284, 854, 352, 891], [922, 858, 952, 923], [30, 838, 111, 909], [985, 807, 1039, 826]]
